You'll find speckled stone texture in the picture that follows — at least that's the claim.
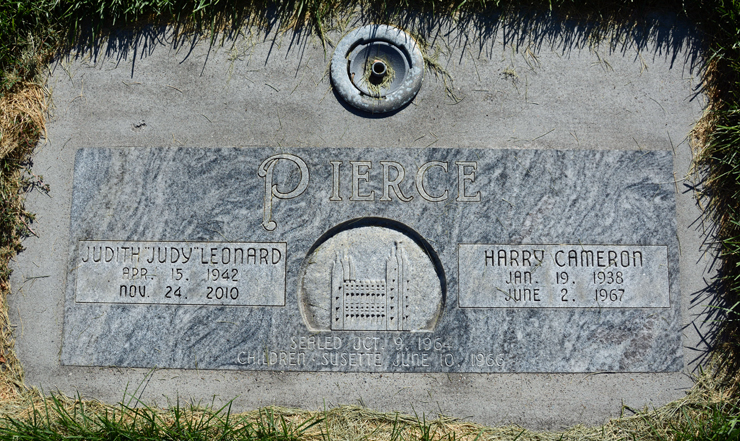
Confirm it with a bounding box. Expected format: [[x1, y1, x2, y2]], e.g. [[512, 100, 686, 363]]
[[62, 147, 681, 372]]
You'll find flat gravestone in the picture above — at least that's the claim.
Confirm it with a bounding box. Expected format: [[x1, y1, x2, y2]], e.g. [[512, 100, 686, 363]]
[[63, 148, 681, 372], [10, 17, 709, 429]]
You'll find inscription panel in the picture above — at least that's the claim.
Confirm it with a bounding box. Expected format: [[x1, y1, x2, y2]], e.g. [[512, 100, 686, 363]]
[[458, 244, 669, 308], [62, 148, 682, 372], [75, 240, 286, 306]]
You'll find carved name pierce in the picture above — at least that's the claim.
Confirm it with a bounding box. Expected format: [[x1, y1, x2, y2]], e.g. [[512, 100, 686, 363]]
[[261, 158, 483, 232], [258, 154, 310, 231], [328, 160, 482, 203]]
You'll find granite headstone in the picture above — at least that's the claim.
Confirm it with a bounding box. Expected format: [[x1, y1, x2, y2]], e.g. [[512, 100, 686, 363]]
[[63, 148, 681, 372], [9, 18, 708, 428]]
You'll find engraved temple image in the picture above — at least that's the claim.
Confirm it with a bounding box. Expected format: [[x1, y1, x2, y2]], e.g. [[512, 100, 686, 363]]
[[331, 242, 411, 330], [299, 225, 442, 332]]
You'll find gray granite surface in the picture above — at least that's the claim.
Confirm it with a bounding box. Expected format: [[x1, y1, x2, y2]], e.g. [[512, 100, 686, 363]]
[[62, 147, 681, 372]]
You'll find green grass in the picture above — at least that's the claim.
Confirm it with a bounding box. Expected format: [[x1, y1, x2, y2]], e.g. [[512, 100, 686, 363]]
[[2, 0, 740, 440], [0, 394, 324, 441], [663, 405, 740, 441], [639, 400, 740, 441], [0, 386, 738, 441], [693, 0, 740, 401]]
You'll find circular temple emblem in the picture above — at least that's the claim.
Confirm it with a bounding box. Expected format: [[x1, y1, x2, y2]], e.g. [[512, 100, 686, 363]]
[[330, 25, 424, 113], [298, 222, 443, 332]]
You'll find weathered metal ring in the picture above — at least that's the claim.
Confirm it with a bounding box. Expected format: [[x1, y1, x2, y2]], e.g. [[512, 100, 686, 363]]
[[331, 25, 424, 114]]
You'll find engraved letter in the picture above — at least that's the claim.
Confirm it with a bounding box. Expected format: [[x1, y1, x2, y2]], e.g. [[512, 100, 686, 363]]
[[485, 250, 494, 266], [597, 250, 606, 267], [330, 161, 343, 201], [93, 246, 102, 262], [621, 251, 630, 267], [258, 154, 310, 231], [633, 251, 643, 266], [608, 250, 617, 268], [416, 161, 449, 202], [181, 247, 192, 264], [237, 352, 248, 365], [568, 250, 578, 266], [350, 161, 374, 201], [555, 250, 566, 267], [456, 161, 481, 202], [380, 161, 413, 202]]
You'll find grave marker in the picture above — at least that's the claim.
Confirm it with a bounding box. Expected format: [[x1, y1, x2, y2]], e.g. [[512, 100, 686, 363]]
[[62, 148, 681, 372], [10, 20, 706, 427]]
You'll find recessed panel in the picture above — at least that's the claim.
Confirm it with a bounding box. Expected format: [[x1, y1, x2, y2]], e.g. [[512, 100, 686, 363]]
[[74, 240, 286, 306], [458, 244, 669, 308]]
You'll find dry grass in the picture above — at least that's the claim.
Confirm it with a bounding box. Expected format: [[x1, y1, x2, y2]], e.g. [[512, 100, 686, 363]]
[[0, 81, 49, 406], [0, 83, 47, 160]]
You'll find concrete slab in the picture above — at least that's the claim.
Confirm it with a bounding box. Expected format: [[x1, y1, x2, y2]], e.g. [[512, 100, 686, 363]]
[[10, 15, 711, 429]]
